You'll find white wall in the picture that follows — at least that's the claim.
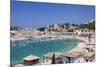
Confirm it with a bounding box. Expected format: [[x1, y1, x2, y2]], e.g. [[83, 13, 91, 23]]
[[74, 57, 86, 63]]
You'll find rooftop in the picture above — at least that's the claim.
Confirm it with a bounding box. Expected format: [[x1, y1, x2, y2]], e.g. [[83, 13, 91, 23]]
[[23, 54, 40, 61], [84, 52, 95, 58], [61, 52, 83, 58]]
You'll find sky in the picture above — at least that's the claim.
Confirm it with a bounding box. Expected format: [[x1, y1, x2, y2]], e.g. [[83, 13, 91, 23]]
[[11, 0, 95, 28]]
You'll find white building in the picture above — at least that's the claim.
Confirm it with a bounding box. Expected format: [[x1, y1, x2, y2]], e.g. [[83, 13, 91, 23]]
[[74, 29, 89, 35], [54, 24, 59, 30]]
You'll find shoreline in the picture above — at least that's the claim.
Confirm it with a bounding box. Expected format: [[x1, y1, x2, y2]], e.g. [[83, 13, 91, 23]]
[[11, 37, 78, 64], [10, 34, 95, 66], [11, 35, 87, 63], [11, 34, 85, 41]]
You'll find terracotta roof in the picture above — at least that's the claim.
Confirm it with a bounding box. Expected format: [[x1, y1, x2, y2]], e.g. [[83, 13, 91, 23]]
[[23, 54, 39, 61]]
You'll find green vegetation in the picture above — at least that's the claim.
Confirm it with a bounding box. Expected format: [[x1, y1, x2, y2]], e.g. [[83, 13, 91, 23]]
[[11, 20, 95, 32], [37, 20, 95, 32], [79, 24, 89, 29], [78, 20, 95, 30], [10, 26, 22, 30], [88, 20, 95, 30], [37, 27, 47, 31], [62, 23, 70, 29]]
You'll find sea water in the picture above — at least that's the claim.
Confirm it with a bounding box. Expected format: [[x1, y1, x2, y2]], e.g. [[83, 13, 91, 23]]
[[10, 38, 82, 64]]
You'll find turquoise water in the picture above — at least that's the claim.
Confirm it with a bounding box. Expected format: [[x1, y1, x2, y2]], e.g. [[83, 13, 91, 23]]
[[10, 38, 81, 64]]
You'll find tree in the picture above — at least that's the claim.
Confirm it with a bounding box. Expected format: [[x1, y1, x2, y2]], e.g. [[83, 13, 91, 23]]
[[51, 53, 56, 64], [37, 27, 46, 31], [78, 20, 95, 30], [10, 26, 22, 30], [72, 24, 79, 27], [78, 24, 89, 29], [88, 20, 95, 30], [62, 23, 70, 29]]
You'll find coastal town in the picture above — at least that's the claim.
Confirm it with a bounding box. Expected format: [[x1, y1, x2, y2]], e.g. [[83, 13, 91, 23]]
[[10, 19, 95, 67]]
